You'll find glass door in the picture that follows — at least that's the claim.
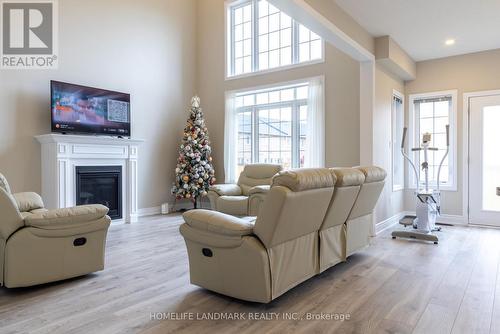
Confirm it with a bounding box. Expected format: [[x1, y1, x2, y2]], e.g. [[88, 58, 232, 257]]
[[469, 95, 500, 226]]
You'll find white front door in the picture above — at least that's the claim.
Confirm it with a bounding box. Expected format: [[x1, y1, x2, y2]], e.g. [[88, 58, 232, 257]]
[[469, 94, 500, 226]]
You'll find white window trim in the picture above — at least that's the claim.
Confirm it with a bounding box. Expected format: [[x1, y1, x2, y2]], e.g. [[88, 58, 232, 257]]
[[225, 76, 325, 178], [408, 89, 458, 191], [391, 89, 404, 192], [224, 0, 326, 80]]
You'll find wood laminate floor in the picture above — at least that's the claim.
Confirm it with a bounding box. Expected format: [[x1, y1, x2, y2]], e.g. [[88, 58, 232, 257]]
[[1, 214, 500, 334]]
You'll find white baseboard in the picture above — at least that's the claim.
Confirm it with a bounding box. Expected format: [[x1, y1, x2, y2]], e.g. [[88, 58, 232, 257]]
[[437, 214, 468, 225], [375, 211, 409, 235], [137, 206, 161, 217], [136, 198, 211, 217]]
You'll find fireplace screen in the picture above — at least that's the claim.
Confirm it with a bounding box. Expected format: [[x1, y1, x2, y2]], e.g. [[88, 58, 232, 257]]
[[76, 166, 122, 220]]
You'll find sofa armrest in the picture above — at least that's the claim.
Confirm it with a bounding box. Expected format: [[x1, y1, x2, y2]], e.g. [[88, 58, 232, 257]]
[[183, 209, 254, 237], [209, 184, 242, 196], [13, 192, 44, 212], [248, 185, 270, 195], [24, 204, 109, 229]]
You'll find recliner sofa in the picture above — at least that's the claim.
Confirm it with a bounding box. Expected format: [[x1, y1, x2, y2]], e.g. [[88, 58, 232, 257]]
[[0, 173, 111, 288], [180, 166, 386, 303], [207, 164, 282, 216]]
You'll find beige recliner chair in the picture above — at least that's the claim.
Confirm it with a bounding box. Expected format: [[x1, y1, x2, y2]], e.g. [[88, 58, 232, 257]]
[[181, 168, 335, 302], [0, 173, 111, 288], [207, 164, 282, 216], [345, 166, 386, 257], [319, 168, 366, 272]]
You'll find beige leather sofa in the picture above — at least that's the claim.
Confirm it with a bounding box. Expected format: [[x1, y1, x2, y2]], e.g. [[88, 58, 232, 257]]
[[319, 167, 366, 272], [319, 166, 386, 272], [207, 164, 282, 216], [0, 173, 111, 288], [180, 166, 386, 303]]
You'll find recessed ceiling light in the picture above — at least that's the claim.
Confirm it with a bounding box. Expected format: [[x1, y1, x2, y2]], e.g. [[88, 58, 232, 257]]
[[445, 39, 455, 46]]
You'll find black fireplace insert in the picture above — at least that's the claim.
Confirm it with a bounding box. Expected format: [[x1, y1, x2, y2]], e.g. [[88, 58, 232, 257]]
[[75, 166, 122, 220]]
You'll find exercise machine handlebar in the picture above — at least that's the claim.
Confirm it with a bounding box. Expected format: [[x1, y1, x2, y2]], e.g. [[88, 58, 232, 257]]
[[436, 125, 450, 193], [401, 127, 407, 149], [401, 127, 420, 191]]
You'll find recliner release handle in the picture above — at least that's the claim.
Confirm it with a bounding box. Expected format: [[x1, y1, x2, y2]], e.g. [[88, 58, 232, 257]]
[[73, 237, 87, 247], [202, 248, 213, 257]]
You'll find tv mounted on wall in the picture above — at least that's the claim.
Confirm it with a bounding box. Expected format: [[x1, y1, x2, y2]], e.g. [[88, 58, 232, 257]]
[[51, 81, 131, 137]]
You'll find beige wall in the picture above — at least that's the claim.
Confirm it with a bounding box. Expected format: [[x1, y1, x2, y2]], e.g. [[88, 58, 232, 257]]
[[375, 36, 416, 80], [196, 0, 362, 183], [0, 0, 197, 209], [373, 64, 405, 223], [405, 48, 500, 216], [304, 0, 374, 54]]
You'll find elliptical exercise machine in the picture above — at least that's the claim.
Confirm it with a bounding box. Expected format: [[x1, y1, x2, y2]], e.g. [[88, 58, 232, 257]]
[[392, 125, 450, 244]]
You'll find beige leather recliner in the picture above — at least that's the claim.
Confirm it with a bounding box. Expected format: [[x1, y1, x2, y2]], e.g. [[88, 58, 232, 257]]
[[318, 166, 386, 272], [180, 166, 386, 303], [319, 168, 366, 272], [345, 166, 387, 257], [181, 168, 336, 302], [0, 173, 111, 288], [207, 164, 282, 216]]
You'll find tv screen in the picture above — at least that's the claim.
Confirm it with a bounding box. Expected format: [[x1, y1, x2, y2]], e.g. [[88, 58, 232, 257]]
[[51, 81, 131, 137]]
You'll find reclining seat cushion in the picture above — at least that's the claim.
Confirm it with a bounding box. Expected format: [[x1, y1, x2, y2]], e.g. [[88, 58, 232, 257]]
[[209, 184, 242, 196], [248, 185, 270, 195], [0, 173, 11, 194], [13, 192, 45, 213], [216, 196, 249, 216], [24, 204, 109, 229]]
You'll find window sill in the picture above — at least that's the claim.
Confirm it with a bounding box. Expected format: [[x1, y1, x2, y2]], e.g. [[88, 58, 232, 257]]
[[225, 58, 325, 81], [407, 185, 458, 192], [392, 185, 404, 192]]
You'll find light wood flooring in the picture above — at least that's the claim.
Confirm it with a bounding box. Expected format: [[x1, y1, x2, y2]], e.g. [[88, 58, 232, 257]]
[[1, 214, 500, 334]]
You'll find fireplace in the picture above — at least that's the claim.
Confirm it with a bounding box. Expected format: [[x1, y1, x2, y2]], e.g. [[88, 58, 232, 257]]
[[76, 166, 122, 220]]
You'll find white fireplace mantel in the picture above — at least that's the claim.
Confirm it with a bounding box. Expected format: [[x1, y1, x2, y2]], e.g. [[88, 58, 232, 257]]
[[35, 134, 144, 223]]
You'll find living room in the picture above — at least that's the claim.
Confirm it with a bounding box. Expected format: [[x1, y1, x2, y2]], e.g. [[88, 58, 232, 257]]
[[1, 0, 500, 333]]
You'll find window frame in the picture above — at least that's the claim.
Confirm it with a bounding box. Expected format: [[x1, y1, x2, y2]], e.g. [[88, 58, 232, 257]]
[[224, 0, 325, 80], [408, 90, 458, 191], [391, 89, 405, 192], [234, 81, 310, 170]]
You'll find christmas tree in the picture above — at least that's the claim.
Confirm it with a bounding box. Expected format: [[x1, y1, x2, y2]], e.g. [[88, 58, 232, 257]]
[[171, 96, 216, 208]]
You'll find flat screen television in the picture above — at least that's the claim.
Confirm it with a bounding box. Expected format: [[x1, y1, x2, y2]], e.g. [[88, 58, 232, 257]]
[[51, 81, 131, 137]]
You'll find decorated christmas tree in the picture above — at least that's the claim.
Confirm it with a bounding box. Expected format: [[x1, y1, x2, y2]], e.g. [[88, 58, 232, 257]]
[[171, 96, 216, 208]]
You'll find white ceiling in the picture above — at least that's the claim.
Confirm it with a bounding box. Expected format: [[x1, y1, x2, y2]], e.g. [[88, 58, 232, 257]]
[[335, 0, 500, 61]]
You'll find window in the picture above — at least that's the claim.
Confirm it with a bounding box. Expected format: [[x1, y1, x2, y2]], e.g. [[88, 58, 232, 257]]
[[225, 78, 324, 182], [408, 90, 457, 190], [226, 0, 324, 78], [235, 83, 308, 175], [392, 91, 404, 191]]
